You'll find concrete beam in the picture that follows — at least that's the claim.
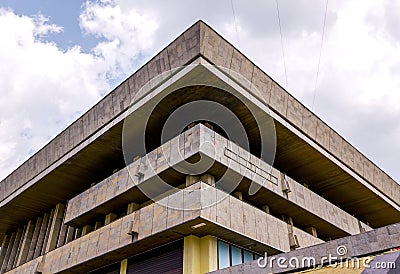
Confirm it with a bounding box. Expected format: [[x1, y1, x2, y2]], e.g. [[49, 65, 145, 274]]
[[26, 217, 42, 262], [45, 203, 66, 252], [16, 220, 35, 266]]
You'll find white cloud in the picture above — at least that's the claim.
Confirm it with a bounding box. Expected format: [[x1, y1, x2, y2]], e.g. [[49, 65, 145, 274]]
[[1, 0, 399, 184], [0, 2, 157, 180], [79, 0, 158, 78]]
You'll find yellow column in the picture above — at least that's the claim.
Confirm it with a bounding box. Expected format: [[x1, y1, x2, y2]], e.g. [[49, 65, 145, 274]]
[[183, 235, 218, 274], [120, 258, 128, 274]]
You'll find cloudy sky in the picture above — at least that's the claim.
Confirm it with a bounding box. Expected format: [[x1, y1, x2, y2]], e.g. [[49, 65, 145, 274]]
[[0, 0, 399, 183]]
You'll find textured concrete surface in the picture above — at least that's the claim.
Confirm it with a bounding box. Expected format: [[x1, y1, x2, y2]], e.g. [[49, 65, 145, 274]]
[[5, 181, 321, 274], [65, 125, 368, 238], [1, 21, 398, 212]]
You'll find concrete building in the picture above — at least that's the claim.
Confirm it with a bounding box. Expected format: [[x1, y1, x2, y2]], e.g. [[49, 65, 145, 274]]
[[0, 21, 399, 274]]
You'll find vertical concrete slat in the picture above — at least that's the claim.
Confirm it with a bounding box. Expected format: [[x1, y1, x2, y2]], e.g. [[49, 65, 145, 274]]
[[41, 209, 54, 255], [33, 212, 50, 259], [6, 228, 23, 271], [65, 226, 75, 244], [26, 217, 43, 262], [56, 223, 68, 248], [16, 220, 35, 266], [0, 235, 10, 269], [45, 203, 66, 253], [0, 232, 16, 273]]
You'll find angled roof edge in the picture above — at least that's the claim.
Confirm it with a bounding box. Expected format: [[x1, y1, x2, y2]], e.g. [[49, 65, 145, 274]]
[[1, 20, 398, 207]]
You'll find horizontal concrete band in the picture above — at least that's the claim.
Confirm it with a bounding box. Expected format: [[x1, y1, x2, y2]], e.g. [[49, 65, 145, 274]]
[[210, 222, 400, 274], [1, 21, 398, 211], [65, 125, 370, 239], [5, 181, 322, 274]]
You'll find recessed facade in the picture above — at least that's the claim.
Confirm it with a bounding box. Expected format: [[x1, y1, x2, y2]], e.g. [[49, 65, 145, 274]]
[[0, 21, 399, 274]]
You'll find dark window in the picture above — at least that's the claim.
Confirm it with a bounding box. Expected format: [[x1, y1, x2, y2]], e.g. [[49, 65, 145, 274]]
[[217, 240, 261, 269], [127, 240, 183, 274]]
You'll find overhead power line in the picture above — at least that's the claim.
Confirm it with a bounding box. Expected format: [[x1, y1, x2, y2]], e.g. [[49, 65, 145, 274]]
[[275, 0, 289, 90], [312, 0, 329, 110], [230, 0, 241, 47]]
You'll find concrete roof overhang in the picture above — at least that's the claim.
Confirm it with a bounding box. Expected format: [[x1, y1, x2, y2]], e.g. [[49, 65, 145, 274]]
[[0, 58, 399, 241]]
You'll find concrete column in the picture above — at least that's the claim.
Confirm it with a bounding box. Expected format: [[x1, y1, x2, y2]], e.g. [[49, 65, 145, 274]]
[[56, 223, 68, 248], [94, 222, 103, 230], [41, 209, 54, 255], [16, 220, 36, 266], [45, 203, 65, 253], [262, 205, 270, 214], [7, 228, 23, 271], [0, 232, 16, 273], [127, 203, 139, 215], [65, 226, 75, 243], [233, 191, 243, 201], [200, 174, 215, 186], [183, 235, 218, 274], [306, 226, 318, 237], [105, 213, 117, 225], [186, 175, 199, 187], [81, 225, 93, 236], [120, 259, 128, 274], [0, 235, 10, 269], [74, 228, 82, 239], [26, 217, 43, 262], [34, 212, 50, 258]]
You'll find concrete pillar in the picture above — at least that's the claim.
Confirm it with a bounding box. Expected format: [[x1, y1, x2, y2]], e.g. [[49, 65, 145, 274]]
[[0, 235, 10, 269], [0, 232, 16, 273], [7, 228, 23, 271], [45, 203, 65, 253], [81, 225, 93, 236], [94, 221, 103, 230], [127, 203, 139, 215], [65, 226, 75, 243], [186, 175, 199, 187], [41, 209, 54, 255], [183, 235, 218, 274], [34, 212, 50, 258], [200, 174, 215, 186], [105, 213, 117, 225], [13, 225, 27, 268], [26, 217, 42, 262], [306, 226, 318, 237], [74, 228, 82, 239], [16, 220, 36, 266], [56, 223, 68, 248], [262, 205, 270, 214], [120, 259, 128, 274], [233, 191, 243, 201]]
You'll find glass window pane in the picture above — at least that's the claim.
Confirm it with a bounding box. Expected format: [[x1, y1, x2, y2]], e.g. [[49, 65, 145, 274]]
[[254, 253, 261, 260], [218, 241, 230, 269], [243, 250, 253, 263], [231, 245, 242, 266]]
